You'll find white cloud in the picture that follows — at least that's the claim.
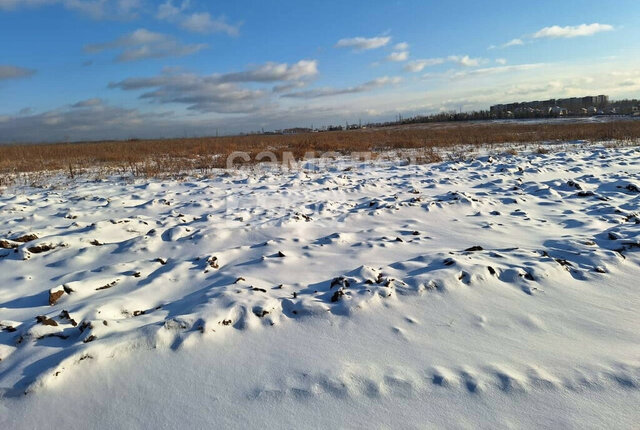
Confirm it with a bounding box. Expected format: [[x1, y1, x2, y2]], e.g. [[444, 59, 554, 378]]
[[272, 81, 307, 93], [491, 23, 612, 50], [108, 60, 318, 113], [1, 0, 238, 31], [155, 1, 240, 36], [0, 65, 36, 80], [110, 73, 267, 113], [0, 0, 56, 9], [451, 63, 545, 79], [214, 60, 318, 83], [84, 28, 206, 62], [504, 81, 563, 97], [0, 100, 182, 142], [85, 28, 165, 50], [448, 55, 482, 67], [4, 57, 640, 142], [335, 36, 391, 51], [118, 41, 205, 62], [495, 58, 507, 65], [72, 98, 104, 108], [64, 0, 143, 19], [179, 12, 239, 35], [394, 42, 409, 51], [156, 0, 189, 20], [0, 99, 398, 142], [386, 51, 409, 62], [404, 55, 484, 72], [504, 38, 524, 47], [0, 0, 144, 19], [488, 38, 523, 50], [404, 58, 445, 72], [533, 23, 614, 39], [281, 76, 401, 99]]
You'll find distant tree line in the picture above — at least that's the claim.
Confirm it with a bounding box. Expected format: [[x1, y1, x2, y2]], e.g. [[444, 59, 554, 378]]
[[245, 98, 640, 136]]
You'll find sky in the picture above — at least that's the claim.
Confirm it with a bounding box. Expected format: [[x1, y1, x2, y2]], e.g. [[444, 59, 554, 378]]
[[1, 0, 640, 142]]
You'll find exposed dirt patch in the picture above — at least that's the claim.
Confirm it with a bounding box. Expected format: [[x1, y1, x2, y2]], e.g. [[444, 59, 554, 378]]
[[0, 240, 18, 249], [13, 234, 39, 243], [49, 289, 65, 306], [28, 243, 57, 254], [36, 315, 58, 326]]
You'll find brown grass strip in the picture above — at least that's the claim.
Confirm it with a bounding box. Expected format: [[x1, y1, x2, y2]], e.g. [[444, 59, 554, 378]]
[[1, 120, 639, 177]]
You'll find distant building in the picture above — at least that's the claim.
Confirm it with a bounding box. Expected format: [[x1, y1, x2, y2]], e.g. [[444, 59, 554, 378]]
[[277, 127, 313, 134], [596, 95, 609, 107], [490, 95, 609, 117], [550, 106, 568, 116]]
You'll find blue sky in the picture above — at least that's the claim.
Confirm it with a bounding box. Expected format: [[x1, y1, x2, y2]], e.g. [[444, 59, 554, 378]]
[[1, 0, 639, 142]]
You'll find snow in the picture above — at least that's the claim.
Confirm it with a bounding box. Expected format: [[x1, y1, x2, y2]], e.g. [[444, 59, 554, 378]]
[[1, 143, 639, 428]]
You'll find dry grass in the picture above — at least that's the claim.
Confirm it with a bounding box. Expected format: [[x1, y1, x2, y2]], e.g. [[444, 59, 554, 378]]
[[1, 120, 639, 179]]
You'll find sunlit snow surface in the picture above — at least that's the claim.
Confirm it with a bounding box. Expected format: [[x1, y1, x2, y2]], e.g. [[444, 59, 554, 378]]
[[1, 144, 639, 428]]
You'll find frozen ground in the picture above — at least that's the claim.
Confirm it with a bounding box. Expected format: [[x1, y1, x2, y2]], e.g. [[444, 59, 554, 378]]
[[1, 144, 639, 428]]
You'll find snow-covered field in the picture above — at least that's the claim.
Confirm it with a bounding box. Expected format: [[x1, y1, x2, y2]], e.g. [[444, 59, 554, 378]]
[[1, 143, 640, 429]]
